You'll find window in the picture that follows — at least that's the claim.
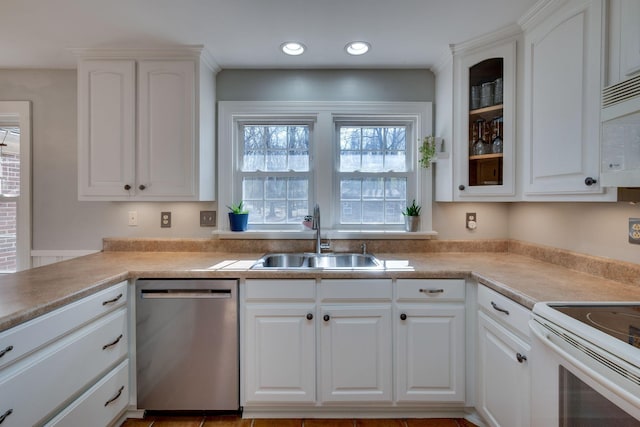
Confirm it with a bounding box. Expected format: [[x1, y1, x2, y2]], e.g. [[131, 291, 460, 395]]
[[337, 125, 411, 226], [0, 101, 31, 271], [239, 124, 311, 225], [218, 101, 432, 234]]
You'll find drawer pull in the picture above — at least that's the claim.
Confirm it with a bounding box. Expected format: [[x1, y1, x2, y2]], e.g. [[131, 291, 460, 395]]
[[102, 293, 123, 306], [102, 334, 123, 350], [400, 313, 407, 321], [491, 301, 510, 315], [306, 313, 313, 320], [0, 409, 13, 424], [323, 314, 330, 322], [420, 288, 444, 295], [516, 353, 527, 363], [104, 385, 125, 407], [0, 345, 13, 358]]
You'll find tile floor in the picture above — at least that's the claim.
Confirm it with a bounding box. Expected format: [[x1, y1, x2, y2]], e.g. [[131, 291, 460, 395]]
[[120, 415, 478, 427]]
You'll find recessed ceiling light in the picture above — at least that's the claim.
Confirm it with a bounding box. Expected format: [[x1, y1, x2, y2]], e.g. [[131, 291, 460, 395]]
[[281, 42, 306, 56], [345, 41, 370, 56]]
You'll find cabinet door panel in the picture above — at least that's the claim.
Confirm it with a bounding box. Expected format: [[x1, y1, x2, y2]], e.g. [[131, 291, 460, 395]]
[[320, 306, 392, 403], [78, 60, 135, 198], [478, 311, 530, 427], [396, 305, 465, 402], [138, 60, 195, 198], [244, 306, 315, 403], [523, 0, 606, 196]]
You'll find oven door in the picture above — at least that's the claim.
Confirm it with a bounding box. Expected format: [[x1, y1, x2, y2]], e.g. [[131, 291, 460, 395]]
[[530, 317, 640, 426]]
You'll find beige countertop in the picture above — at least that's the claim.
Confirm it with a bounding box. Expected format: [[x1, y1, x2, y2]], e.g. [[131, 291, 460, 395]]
[[1, 250, 639, 332]]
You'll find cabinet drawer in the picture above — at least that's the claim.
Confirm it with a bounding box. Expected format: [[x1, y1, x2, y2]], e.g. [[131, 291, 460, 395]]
[[0, 281, 127, 370], [245, 279, 315, 301], [319, 279, 392, 302], [477, 285, 530, 338], [396, 279, 465, 302], [44, 359, 129, 427], [0, 308, 128, 427]]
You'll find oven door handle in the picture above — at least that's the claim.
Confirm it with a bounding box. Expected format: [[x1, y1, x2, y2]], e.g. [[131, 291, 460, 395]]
[[529, 319, 640, 409]]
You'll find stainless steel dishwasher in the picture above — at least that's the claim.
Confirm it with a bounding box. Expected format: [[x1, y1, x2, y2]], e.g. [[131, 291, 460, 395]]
[[135, 279, 239, 412]]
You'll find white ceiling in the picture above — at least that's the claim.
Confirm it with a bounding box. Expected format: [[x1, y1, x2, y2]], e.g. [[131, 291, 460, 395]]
[[1, 0, 538, 70]]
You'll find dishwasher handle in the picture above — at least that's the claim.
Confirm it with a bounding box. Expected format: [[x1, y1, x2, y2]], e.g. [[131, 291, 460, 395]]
[[140, 289, 232, 299]]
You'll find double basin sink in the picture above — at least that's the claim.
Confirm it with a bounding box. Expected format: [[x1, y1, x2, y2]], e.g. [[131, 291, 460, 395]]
[[251, 252, 383, 270]]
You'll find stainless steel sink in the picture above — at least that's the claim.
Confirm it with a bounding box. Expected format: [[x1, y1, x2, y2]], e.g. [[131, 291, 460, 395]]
[[251, 253, 383, 270]]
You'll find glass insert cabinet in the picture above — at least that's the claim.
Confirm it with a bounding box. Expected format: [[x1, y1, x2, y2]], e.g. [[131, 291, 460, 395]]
[[455, 40, 516, 198]]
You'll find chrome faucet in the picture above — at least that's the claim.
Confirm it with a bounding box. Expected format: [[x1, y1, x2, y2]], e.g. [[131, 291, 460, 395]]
[[312, 204, 330, 254]]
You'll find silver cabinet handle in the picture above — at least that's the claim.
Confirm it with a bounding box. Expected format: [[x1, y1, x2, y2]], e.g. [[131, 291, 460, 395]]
[[0, 409, 13, 424], [102, 293, 123, 306], [102, 334, 123, 350], [516, 353, 527, 363], [0, 346, 13, 358], [104, 385, 125, 407], [419, 288, 444, 294], [491, 301, 510, 315]]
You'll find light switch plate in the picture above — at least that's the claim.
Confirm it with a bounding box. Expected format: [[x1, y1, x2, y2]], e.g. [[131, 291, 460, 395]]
[[629, 218, 640, 244], [200, 210, 216, 227]]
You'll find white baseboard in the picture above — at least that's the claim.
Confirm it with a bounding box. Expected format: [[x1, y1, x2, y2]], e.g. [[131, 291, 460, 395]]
[[31, 249, 100, 267]]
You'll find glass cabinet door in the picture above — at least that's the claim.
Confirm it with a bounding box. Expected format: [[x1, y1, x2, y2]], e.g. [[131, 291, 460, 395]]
[[455, 41, 515, 199]]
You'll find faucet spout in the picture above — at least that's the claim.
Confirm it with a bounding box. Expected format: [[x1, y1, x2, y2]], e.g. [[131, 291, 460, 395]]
[[312, 204, 321, 254]]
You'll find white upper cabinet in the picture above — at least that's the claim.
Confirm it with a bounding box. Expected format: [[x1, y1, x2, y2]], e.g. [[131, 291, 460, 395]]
[[435, 30, 519, 202], [76, 47, 216, 201], [521, 0, 614, 200], [77, 60, 136, 198], [608, 0, 640, 86]]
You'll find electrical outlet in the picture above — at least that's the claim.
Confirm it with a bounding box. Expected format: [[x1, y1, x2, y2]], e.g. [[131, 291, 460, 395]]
[[200, 210, 216, 227], [629, 218, 640, 244], [466, 212, 477, 230], [128, 211, 137, 226], [161, 212, 171, 228]]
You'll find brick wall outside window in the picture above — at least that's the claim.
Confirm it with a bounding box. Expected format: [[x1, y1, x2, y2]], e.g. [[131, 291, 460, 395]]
[[0, 152, 19, 272]]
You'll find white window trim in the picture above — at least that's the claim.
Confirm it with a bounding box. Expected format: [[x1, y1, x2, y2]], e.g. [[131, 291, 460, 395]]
[[217, 101, 434, 238], [0, 101, 31, 271]]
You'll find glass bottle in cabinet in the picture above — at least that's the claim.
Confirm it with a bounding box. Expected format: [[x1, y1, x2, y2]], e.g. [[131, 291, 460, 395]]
[[455, 40, 515, 198]]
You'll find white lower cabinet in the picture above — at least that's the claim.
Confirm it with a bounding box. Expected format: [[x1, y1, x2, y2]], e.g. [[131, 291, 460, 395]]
[[44, 359, 129, 427], [395, 279, 466, 403], [395, 304, 465, 402], [244, 305, 316, 403], [319, 305, 392, 403], [477, 286, 531, 427], [0, 281, 129, 427], [243, 278, 467, 411], [243, 279, 316, 404]]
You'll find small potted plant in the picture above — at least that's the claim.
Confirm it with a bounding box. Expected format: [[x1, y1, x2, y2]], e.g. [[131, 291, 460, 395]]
[[402, 199, 421, 232], [419, 136, 437, 168], [227, 201, 249, 232]]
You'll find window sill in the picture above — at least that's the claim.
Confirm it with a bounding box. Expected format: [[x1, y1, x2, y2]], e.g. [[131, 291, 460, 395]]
[[214, 229, 438, 240]]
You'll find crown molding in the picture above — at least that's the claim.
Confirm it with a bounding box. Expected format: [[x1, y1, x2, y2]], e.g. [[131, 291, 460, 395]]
[[518, 0, 568, 31], [450, 23, 522, 55]]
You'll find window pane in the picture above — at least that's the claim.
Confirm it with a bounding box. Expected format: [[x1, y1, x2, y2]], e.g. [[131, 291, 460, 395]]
[[339, 125, 407, 172], [339, 177, 406, 225], [341, 201, 362, 224], [242, 177, 308, 225], [242, 125, 310, 172]]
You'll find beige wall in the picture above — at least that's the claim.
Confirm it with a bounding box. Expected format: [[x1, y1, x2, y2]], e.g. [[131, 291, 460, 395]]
[[0, 69, 215, 250], [508, 202, 640, 265], [2, 69, 638, 266]]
